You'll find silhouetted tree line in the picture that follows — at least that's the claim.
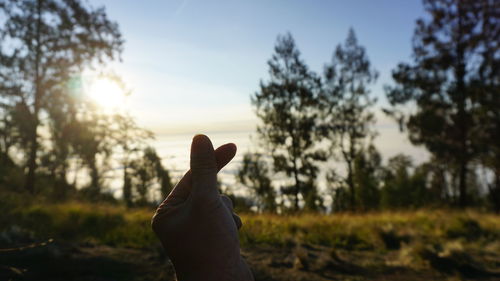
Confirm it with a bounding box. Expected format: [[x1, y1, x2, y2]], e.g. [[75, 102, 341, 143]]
[[238, 0, 499, 213], [0, 0, 172, 206], [0, 0, 498, 213]]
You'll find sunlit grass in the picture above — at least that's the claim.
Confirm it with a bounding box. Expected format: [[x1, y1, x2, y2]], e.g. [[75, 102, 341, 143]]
[[0, 197, 157, 248], [1, 194, 499, 278], [239, 211, 500, 249], [1, 192, 499, 252]]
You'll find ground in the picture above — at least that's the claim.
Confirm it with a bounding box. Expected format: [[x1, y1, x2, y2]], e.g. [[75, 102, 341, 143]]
[[1, 198, 499, 280], [2, 241, 500, 281]]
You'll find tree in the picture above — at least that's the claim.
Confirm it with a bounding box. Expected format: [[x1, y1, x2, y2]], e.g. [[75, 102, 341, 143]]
[[237, 152, 276, 213], [0, 104, 19, 159], [130, 146, 171, 205], [385, 0, 499, 208], [470, 1, 500, 212], [0, 0, 123, 193], [111, 112, 154, 206], [157, 165, 173, 200], [353, 145, 381, 211], [42, 85, 80, 199], [0, 105, 24, 189], [71, 105, 113, 196], [322, 29, 378, 211], [130, 147, 157, 205], [252, 33, 325, 211], [380, 154, 416, 209]]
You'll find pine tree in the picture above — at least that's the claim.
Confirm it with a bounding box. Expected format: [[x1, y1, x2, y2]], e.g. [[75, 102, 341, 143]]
[[322, 29, 378, 211], [385, 0, 499, 207], [252, 33, 325, 211]]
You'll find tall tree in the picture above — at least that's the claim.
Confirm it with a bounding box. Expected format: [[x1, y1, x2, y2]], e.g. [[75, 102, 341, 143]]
[[471, 1, 500, 212], [380, 154, 430, 209], [0, 105, 18, 158], [43, 85, 79, 198], [238, 152, 276, 213], [353, 145, 381, 211], [322, 29, 378, 211], [380, 154, 413, 209], [0, 0, 123, 193], [252, 33, 324, 211], [385, 0, 499, 207], [130, 146, 171, 205], [111, 112, 154, 206], [71, 105, 113, 196]]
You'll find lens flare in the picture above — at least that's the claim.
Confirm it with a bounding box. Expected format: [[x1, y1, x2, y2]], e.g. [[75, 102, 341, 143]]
[[87, 77, 125, 110]]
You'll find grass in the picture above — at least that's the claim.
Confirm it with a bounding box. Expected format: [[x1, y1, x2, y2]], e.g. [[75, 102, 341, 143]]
[[240, 211, 500, 249], [1, 201, 157, 248], [2, 192, 500, 280], [1, 191, 499, 251]]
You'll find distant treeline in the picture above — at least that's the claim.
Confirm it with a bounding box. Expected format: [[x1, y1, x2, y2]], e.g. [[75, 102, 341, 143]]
[[237, 0, 499, 213], [0, 0, 498, 213]]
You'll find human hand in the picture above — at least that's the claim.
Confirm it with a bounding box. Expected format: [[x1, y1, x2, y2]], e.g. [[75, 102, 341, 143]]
[[152, 135, 253, 281]]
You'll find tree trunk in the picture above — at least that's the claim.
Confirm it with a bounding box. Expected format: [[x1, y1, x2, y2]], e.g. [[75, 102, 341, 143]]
[[123, 167, 132, 207], [347, 138, 356, 211], [346, 159, 355, 211], [456, 3, 468, 208], [24, 0, 43, 194], [89, 159, 100, 196], [55, 167, 68, 200], [25, 130, 38, 193], [292, 158, 300, 211], [489, 170, 500, 213], [291, 134, 300, 211]]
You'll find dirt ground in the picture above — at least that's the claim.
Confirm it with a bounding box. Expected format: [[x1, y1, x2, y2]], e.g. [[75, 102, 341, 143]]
[[1, 242, 500, 281]]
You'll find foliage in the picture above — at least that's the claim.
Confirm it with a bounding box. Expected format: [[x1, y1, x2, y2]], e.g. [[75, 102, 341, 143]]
[[0, 1, 172, 206], [352, 145, 381, 211], [238, 152, 276, 213], [110, 113, 155, 206], [0, 0, 123, 193], [322, 28, 378, 211], [0, 0, 498, 213], [384, 0, 500, 208], [252, 33, 325, 211], [381, 154, 420, 209], [129, 147, 172, 206]]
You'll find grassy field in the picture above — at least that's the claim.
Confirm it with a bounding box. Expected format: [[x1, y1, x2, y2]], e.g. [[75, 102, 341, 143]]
[[1, 192, 500, 280]]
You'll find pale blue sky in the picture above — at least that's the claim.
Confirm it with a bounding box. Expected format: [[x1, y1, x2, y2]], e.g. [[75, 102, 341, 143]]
[[88, 0, 425, 131], [84, 1, 430, 191]]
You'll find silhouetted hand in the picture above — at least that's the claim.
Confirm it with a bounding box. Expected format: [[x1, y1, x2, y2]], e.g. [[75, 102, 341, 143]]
[[152, 135, 254, 281]]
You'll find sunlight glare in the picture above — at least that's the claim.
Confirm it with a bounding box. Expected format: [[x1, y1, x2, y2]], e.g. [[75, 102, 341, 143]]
[[88, 77, 126, 110]]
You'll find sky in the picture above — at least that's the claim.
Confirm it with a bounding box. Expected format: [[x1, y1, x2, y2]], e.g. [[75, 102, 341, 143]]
[[86, 0, 429, 170]]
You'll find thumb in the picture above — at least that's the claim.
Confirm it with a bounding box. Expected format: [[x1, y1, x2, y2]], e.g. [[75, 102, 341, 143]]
[[190, 134, 218, 200]]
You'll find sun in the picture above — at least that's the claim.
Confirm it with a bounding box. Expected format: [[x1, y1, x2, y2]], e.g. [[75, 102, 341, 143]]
[[87, 77, 126, 110]]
